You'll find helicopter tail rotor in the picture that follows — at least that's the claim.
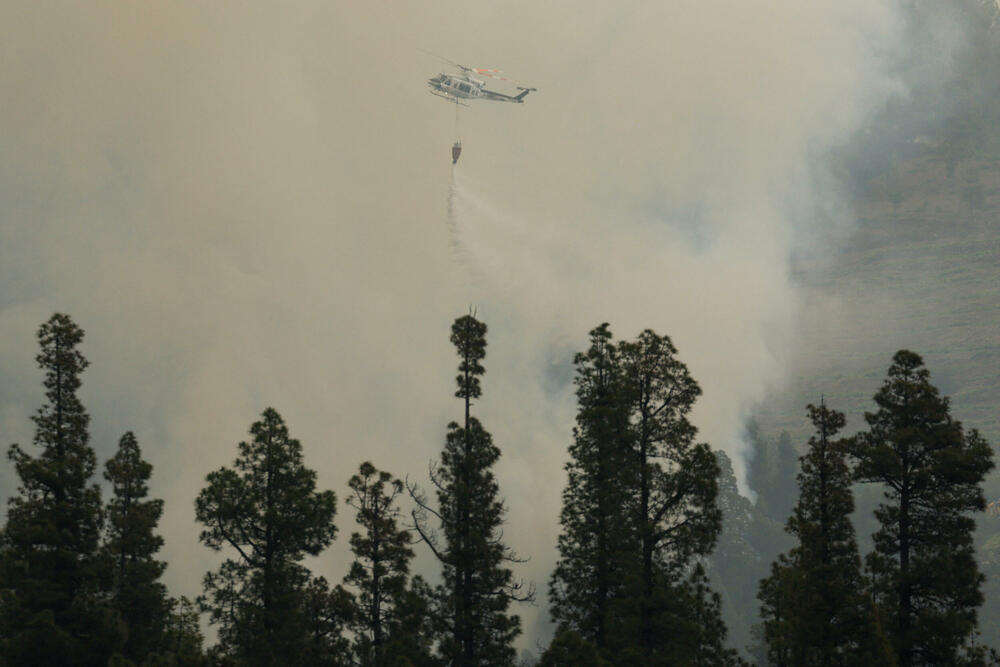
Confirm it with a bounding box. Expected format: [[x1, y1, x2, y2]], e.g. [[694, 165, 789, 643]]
[[514, 87, 536, 101]]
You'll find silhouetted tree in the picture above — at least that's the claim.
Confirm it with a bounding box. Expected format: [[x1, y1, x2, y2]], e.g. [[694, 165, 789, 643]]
[[617, 330, 722, 662], [345, 461, 433, 666], [618, 329, 722, 656], [1, 314, 122, 665], [850, 351, 994, 666], [759, 402, 877, 666], [539, 630, 611, 667], [103, 431, 171, 662], [756, 553, 800, 666], [746, 423, 798, 524], [410, 314, 531, 666], [705, 450, 776, 661], [300, 576, 354, 667], [384, 574, 439, 667], [195, 408, 338, 666], [666, 565, 746, 667], [550, 325, 726, 665], [150, 596, 208, 666], [550, 324, 635, 649]]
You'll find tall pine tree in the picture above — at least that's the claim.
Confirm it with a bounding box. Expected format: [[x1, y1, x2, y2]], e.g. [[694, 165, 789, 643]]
[[1, 314, 121, 665], [758, 402, 876, 666], [550, 325, 727, 665], [103, 431, 171, 663], [617, 330, 721, 662], [195, 407, 338, 666], [850, 351, 994, 666], [410, 314, 530, 666], [550, 324, 634, 649]]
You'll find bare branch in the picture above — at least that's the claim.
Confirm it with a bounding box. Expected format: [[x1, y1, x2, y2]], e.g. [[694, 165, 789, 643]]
[[505, 578, 537, 604], [405, 474, 450, 565]]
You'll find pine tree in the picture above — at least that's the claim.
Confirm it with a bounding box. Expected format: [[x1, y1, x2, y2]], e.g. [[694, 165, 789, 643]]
[[550, 324, 635, 649], [705, 450, 770, 661], [300, 576, 354, 666], [195, 408, 338, 666], [551, 325, 726, 665], [758, 402, 876, 666], [1, 314, 121, 665], [540, 631, 612, 667], [410, 314, 531, 666], [662, 565, 745, 667], [383, 574, 438, 667], [103, 431, 171, 662], [153, 596, 208, 665], [746, 424, 798, 524], [850, 351, 994, 666], [345, 461, 431, 666], [616, 330, 722, 662], [756, 554, 799, 666]]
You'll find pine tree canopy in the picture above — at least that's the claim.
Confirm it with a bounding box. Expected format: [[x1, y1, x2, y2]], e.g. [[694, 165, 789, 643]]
[[2, 314, 121, 665], [550, 324, 634, 647], [195, 407, 338, 665], [345, 461, 426, 666], [758, 402, 876, 667], [300, 576, 355, 666], [409, 314, 528, 667], [103, 431, 170, 662], [550, 324, 725, 665], [850, 350, 994, 667]]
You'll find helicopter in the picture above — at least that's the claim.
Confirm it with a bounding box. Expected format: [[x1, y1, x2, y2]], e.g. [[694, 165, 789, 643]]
[[422, 52, 535, 164], [424, 52, 536, 106]]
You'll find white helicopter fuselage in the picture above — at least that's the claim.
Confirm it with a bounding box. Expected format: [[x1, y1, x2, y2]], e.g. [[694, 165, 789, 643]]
[[427, 71, 534, 105], [428, 73, 484, 102]]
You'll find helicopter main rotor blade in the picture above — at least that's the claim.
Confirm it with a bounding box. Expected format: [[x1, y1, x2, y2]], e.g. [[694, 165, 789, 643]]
[[417, 48, 473, 72], [419, 49, 529, 86], [471, 68, 513, 82]]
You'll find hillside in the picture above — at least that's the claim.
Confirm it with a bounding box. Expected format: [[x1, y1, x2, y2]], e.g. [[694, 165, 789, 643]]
[[757, 151, 1000, 454], [743, 150, 1000, 654]]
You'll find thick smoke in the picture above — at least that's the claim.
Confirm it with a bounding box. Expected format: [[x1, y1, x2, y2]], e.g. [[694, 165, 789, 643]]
[[0, 0, 964, 651]]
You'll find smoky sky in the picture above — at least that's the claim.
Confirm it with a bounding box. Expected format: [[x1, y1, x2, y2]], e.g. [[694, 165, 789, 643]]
[[0, 0, 968, 650]]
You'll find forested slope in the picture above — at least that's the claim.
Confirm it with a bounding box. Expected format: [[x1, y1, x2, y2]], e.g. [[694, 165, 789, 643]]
[[719, 2, 1000, 656]]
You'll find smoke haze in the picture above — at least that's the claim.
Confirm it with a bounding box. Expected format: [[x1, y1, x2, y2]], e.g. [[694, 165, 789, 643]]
[[0, 0, 966, 649]]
